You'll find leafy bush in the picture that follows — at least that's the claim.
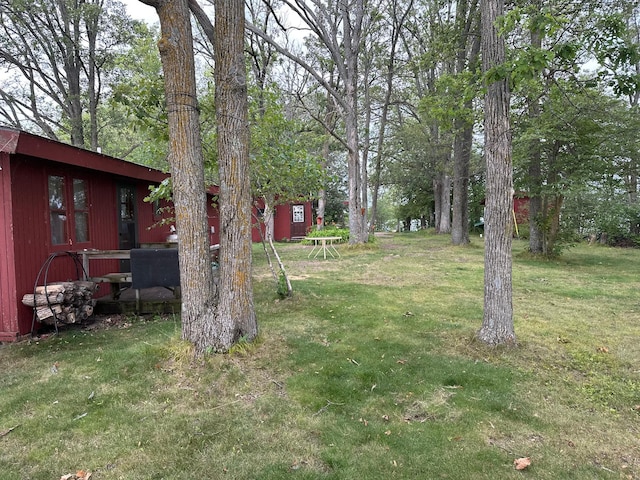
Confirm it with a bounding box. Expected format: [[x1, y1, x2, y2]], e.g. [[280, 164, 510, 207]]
[[276, 272, 289, 299], [304, 227, 349, 243]]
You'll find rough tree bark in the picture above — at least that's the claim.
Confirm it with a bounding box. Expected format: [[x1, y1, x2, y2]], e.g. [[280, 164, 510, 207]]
[[214, 0, 259, 346], [477, 0, 516, 345], [141, 0, 218, 353]]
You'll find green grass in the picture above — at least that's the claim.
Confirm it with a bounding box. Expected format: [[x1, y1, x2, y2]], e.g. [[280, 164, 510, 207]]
[[1, 231, 639, 479]]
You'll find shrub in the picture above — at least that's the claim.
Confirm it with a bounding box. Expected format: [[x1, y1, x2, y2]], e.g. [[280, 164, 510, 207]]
[[304, 227, 349, 243]]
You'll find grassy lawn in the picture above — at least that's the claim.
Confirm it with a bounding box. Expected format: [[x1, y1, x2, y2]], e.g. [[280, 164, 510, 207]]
[[1, 231, 639, 479]]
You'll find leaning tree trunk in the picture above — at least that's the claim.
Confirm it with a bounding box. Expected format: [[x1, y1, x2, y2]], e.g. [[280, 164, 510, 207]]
[[147, 0, 217, 353], [477, 0, 515, 346], [214, 0, 258, 348]]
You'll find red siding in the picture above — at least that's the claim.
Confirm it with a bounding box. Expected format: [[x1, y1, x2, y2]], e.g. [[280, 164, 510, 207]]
[[273, 204, 289, 241], [0, 127, 178, 339], [0, 153, 19, 341], [5, 154, 175, 338], [514, 197, 530, 225]]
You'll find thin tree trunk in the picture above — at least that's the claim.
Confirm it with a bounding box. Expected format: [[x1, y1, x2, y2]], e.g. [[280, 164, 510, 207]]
[[451, 0, 479, 245], [85, 3, 99, 151], [527, 19, 544, 254], [433, 176, 442, 232], [477, 0, 515, 346], [452, 119, 471, 244], [439, 173, 452, 234], [60, 0, 84, 146], [370, 0, 409, 234]]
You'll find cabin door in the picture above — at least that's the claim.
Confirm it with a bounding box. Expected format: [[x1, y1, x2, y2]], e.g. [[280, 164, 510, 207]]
[[117, 184, 137, 270], [291, 204, 306, 238]]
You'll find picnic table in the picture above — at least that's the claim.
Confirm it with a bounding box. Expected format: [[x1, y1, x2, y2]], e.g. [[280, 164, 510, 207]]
[[306, 236, 342, 260]]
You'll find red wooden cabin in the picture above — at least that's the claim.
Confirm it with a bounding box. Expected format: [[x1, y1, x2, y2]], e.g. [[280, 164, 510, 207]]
[[0, 128, 311, 341]]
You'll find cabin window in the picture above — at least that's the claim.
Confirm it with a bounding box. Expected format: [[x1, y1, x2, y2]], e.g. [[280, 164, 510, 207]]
[[292, 205, 305, 223], [73, 179, 89, 242], [48, 176, 67, 245], [48, 175, 90, 246]]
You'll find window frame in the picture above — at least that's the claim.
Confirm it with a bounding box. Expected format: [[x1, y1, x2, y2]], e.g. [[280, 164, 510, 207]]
[[47, 172, 91, 248]]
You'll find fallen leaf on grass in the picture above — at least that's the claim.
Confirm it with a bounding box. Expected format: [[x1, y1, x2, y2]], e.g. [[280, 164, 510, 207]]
[[0, 425, 19, 437], [60, 471, 92, 480], [514, 457, 531, 470]]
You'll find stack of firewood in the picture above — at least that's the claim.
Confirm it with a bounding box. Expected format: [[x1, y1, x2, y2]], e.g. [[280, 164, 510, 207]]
[[22, 281, 97, 325]]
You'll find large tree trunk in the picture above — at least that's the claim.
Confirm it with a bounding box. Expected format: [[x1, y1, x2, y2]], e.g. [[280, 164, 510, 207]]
[[477, 0, 515, 346], [214, 0, 258, 348], [343, 0, 366, 244], [346, 105, 365, 243], [150, 0, 217, 353]]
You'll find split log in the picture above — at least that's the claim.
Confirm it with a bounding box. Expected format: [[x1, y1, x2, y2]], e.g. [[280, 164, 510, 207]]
[[21, 292, 64, 307], [34, 283, 75, 295], [35, 304, 63, 321]]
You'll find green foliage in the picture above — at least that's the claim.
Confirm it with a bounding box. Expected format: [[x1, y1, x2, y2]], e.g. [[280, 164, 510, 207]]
[[107, 22, 170, 168], [589, 13, 640, 96], [419, 71, 479, 130], [305, 226, 349, 243], [276, 271, 289, 299], [248, 85, 328, 206], [513, 76, 640, 255]]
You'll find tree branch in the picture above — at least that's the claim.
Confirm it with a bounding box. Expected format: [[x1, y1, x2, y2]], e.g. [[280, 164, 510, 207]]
[[244, 21, 347, 112]]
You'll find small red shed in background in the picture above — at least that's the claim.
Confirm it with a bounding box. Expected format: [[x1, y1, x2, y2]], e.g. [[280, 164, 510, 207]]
[[251, 198, 312, 242], [0, 128, 312, 341]]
